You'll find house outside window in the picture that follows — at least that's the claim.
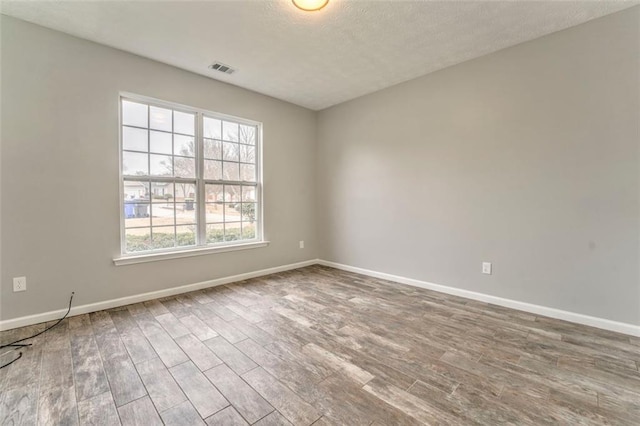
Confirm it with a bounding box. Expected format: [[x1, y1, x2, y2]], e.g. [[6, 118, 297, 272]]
[[119, 94, 262, 256]]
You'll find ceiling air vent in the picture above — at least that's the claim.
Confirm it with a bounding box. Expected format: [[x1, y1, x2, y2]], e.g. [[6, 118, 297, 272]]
[[209, 62, 236, 75]]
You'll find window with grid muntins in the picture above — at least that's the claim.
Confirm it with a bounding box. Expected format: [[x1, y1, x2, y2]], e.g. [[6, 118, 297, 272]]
[[120, 95, 261, 255]]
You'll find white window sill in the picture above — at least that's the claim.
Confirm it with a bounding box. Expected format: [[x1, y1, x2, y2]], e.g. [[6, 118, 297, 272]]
[[113, 241, 270, 266]]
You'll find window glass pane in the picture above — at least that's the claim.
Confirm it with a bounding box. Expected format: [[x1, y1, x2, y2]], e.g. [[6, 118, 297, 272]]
[[174, 111, 195, 136], [150, 200, 174, 229], [224, 185, 241, 203], [150, 106, 172, 132], [242, 222, 256, 240], [239, 145, 255, 163], [225, 203, 241, 222], [205, 184, 224, 202], [150, 154, 172, 176], [174, 135, 195, 157], [151, 182, 174, 202], [150, 131, 172, 155], [205, 203, 224, 223], [122, 100, 148, 128], [204, 160, 222, 180], [124, 215, 150, 228], [240, 203, 257, 223], [223, 121, 239, 142], [124, 201, 150, 228], [123, 127, 148, 152], [175, 183, 197, 204], [176, 200, 196, 225], [225, 222, 241, 241], [241, 186, 256, 202], [207, 224, 224, 244], [173, 156, 195, 178], [124, 181, 150, 228], [223, 142, 239, 162], [176, 225, 196, 247], [204, 117, 222, 139], [123, 151, 148, 176], [124, 180, 150, 198], [223, 162, 240, 181], [126, 227, 151, 252], [239, 125, 255, 145], [151, 226, 175, 250], [240, 164, 256, 182], [204, 139, 222, 160]]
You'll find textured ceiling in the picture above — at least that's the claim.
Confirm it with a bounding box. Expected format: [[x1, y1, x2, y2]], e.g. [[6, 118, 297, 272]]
[[1, 0, 637, 110]]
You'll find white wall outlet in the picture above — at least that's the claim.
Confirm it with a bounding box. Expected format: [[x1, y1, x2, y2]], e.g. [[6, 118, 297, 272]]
[[482, 262, 492, 275], [299, 240, 305, 249], [13, 276, 27, 292]]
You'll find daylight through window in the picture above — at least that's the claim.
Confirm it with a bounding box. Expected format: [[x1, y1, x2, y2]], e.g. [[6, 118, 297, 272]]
[[120, 95, 261, 255]]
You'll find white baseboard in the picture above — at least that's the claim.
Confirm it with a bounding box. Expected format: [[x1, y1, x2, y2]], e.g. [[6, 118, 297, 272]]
[[0, 259, 318, 331], [317, 259, 640, 338], [4, 257, 638, 338]]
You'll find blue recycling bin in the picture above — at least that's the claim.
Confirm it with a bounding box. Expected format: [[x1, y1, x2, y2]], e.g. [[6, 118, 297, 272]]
[[124, 201, 135, 218]]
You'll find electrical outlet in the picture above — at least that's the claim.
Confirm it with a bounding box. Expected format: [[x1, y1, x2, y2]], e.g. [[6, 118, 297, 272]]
[[299, 240, 305, 249], [13, 276, 27, 292], [482, 262, 492, 275]]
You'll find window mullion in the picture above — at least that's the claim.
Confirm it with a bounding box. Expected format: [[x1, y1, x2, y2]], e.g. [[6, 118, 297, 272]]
[[196, 112, 206, 245], [202, 180, 257, 186], [257, 125, 262, 241], [147, 107, 153, 240]]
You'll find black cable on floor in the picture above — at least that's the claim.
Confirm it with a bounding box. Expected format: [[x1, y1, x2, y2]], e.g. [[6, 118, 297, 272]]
[[0, 292, 75, 369], [0, 351, 22, 369]]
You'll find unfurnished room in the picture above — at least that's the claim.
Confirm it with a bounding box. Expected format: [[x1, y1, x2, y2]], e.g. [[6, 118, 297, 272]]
[[0, 0, 639, 424]]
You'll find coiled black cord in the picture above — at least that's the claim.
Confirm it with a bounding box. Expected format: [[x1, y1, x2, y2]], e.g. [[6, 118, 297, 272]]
[[0, 292, 74, 369]]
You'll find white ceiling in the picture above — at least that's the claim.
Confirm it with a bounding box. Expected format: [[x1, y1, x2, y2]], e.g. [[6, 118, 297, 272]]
[[2, 0, 637, 110]]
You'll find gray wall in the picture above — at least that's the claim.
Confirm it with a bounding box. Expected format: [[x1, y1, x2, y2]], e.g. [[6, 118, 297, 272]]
[[1, 16, 318, 320], [317, 8, 640, 325]]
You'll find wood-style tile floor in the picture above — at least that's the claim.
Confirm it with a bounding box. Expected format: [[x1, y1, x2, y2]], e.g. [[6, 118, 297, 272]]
[[1, 265, 639, 425]]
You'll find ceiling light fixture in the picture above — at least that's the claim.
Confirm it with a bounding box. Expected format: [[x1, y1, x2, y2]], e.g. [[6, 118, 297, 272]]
[[292, 0, 329, 12]]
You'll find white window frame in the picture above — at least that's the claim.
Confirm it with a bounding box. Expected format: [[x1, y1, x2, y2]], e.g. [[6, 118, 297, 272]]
[[114, 93, 267, 265]]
